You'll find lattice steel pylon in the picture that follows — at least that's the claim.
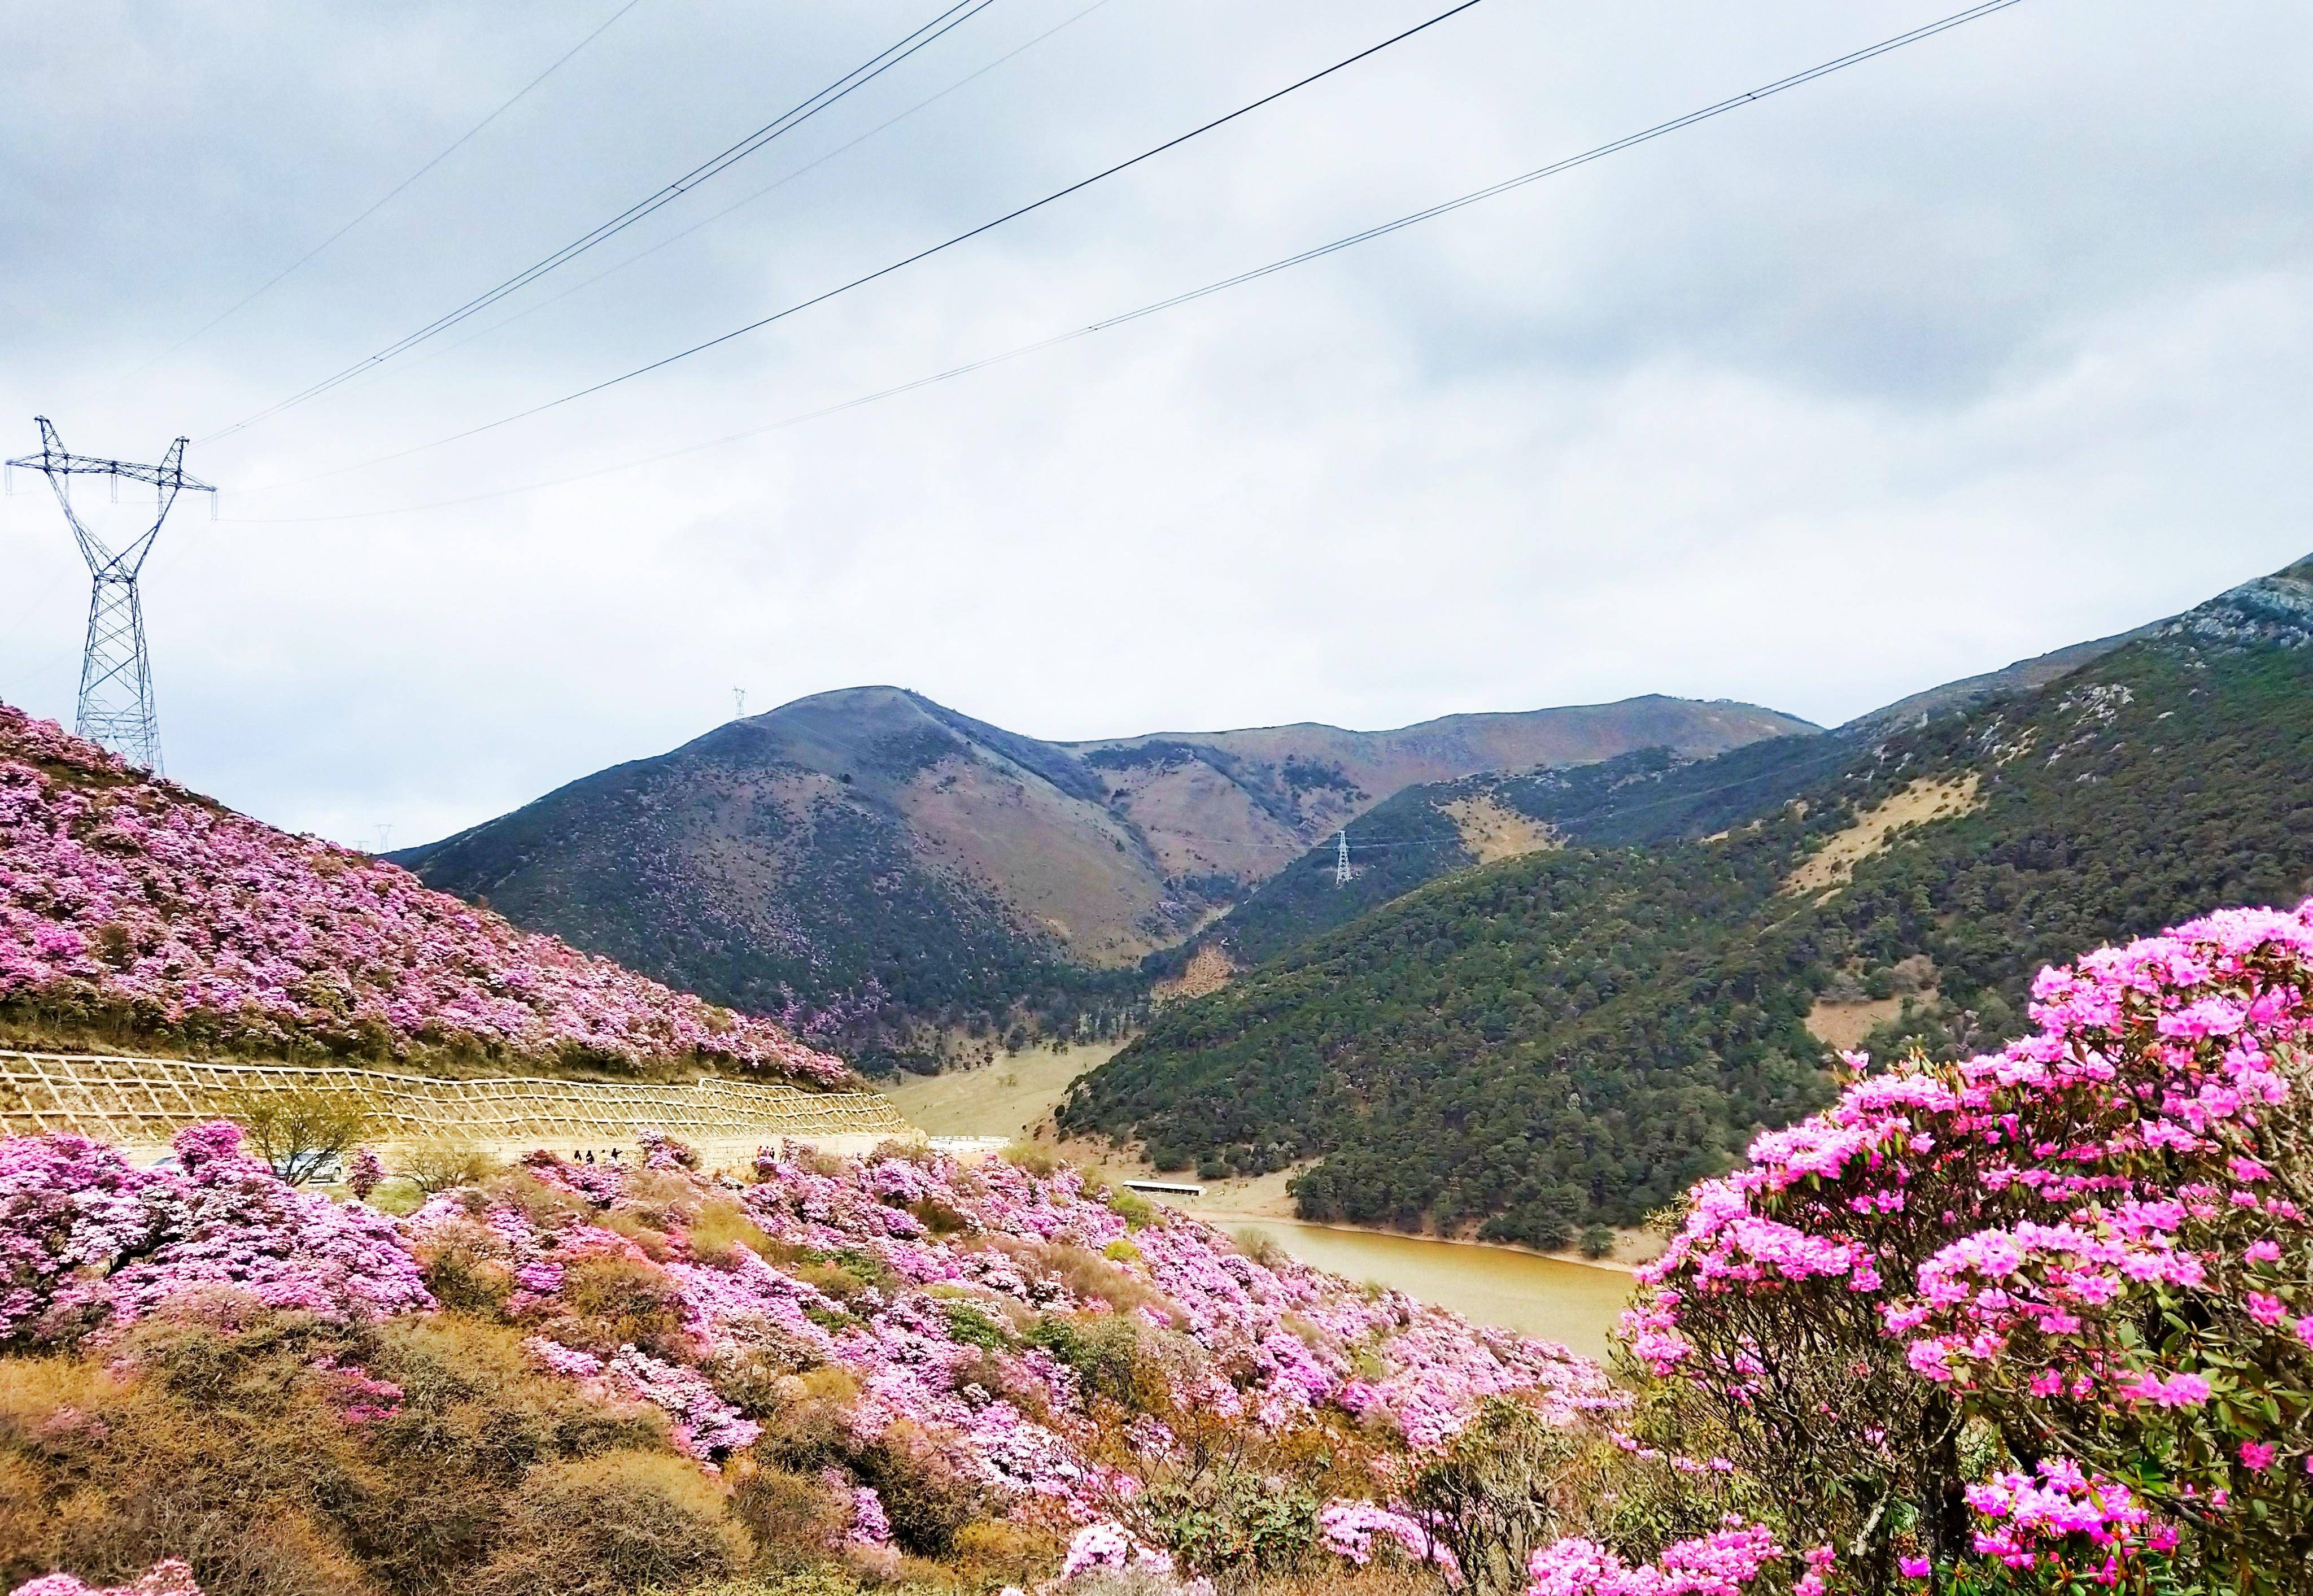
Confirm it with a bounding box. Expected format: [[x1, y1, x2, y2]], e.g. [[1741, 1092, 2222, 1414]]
[[1334, 828, 1352, 887], [6, 417, 215, 773]]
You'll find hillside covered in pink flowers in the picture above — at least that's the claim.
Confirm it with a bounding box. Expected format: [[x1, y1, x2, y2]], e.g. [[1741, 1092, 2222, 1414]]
[[5, 899, 2311, 1596], [2, 1118, 1611, 1596], [0, 701, 847, 1082], [5, 674, 2311, 1596]]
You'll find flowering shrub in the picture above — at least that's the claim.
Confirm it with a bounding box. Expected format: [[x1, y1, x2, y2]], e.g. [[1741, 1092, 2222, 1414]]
[[1617, 900, 2313, 1585], [1959, 1459, 2175, 1586], [1524, 1523, 1783, 1596], [0, 701, 846, 1082], [1, 1120, 431, 1344], [1319, 1497, 1461, 1577], [1062, 1521, 1175, 1580], [7, 1563, 200, 1596], [346, 1146, 384, 1200]]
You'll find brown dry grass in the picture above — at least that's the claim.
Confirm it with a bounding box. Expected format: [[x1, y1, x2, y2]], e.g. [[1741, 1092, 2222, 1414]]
[[880, 1041, 1121, 1141], [1440, 795, 1559, 865], [1151, 944, 1237, 1006], [1802, 995, 1909, 1050], [1781, 774, 1982, 897], [0, 1305, 678, 1596]]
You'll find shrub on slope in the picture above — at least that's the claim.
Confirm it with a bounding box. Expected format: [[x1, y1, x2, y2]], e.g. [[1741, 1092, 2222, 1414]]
[[1600, 899, 2313, 1592], [10, 902, 2310, 1596], [0, 703, 846, 1082]]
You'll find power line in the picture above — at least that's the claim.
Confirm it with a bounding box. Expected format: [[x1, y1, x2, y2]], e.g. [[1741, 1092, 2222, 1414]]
[[217, 0, 1492, 477], [1077, 0, 2029, 335], [127, 0, 652, 378], [220, 0, 2024, 520], [201, 1, 996, 443], [296, 0, 1126, 414]]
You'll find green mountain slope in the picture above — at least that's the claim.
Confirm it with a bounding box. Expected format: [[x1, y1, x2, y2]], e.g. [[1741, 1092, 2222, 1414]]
[[1173, 624, 2175, 982], [1062, 557, 2313, 1245]]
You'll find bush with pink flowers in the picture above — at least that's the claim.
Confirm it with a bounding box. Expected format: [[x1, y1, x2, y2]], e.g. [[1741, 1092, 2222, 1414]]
[[1600, 900, 2313, 1592], [14, 896, 2313, 1596], [0, 1119, 430, 1345], [7, 1563, 200, 1596], [0, 701, 847, 1083]]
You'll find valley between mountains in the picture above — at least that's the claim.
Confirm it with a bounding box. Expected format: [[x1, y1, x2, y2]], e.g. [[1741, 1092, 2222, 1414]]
[[5, 557, 2310, 1596], [381, 555, 2313, 1253]]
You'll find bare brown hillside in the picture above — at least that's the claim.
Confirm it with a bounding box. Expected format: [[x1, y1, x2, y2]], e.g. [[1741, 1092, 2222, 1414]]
[[395, 687, 1813, 1065]]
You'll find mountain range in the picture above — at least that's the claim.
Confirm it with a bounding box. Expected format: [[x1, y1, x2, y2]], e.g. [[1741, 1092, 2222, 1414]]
[[391, 688, 1808, 1066], [1059, 554, 2313, 1244]]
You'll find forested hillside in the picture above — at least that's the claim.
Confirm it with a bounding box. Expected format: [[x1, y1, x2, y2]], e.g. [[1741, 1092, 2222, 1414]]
[[1063, 556, 2313, 1245], [1177, 622, 2164, 979], [1161, 735, 1849, 976]]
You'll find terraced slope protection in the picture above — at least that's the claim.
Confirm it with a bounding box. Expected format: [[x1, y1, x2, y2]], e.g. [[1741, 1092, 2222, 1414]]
[[1063, 555, 2313, 1245], [0, 704, 847, 1083], [395, 686, 1810, 1067], [0, 1050, 904, 1152]]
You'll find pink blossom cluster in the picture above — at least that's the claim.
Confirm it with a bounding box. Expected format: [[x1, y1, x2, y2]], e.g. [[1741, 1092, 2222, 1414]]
[[373, 1133, 1611, 1521], [1623, 899, 2313, 1555], [1963, 1458, 2176, 1576], [1060, 1521, 1175, 1580], [345, 1146, 385, 1201], [1, 1118, 1616, 1578], [0, 1121, 431, 1345], [1055, 1521, 1217, 1593], [7, 1563, 200, 1596], [603, 1344, 762, 1460], [0, 701, 846, 1082], [1523, 1523, 1783, 1596], [846, 1483, 893, 1551], [1317, 1497, 1460, 1577], [307, 1352, 405, 1423]]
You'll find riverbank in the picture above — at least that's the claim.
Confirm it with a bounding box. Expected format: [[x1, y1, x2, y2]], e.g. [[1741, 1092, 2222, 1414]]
[[1208, 1216, 1632, 1362], [1190, 1209, 1642, 1276], [881, 1046, 1635, 1357]]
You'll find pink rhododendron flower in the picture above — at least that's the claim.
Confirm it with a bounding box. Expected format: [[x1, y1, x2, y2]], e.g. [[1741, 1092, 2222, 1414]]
[[1524, 1523, 1781, 1596], [1621, 900, 2313, 1568], [8, 1563, 199, 1596]]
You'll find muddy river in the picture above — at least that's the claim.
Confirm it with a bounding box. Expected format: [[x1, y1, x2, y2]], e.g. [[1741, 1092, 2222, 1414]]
[[1214, 1217, 1633, 1362]]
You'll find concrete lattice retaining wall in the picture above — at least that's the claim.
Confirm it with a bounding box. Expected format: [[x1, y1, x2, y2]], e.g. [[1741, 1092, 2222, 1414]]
[[0, 1050, 913, 1162]]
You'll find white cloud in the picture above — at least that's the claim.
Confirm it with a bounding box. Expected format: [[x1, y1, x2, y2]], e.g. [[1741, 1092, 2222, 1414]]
[[2, 0, 2307, 844]]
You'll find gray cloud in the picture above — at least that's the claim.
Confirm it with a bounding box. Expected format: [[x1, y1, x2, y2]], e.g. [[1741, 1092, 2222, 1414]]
[[3, 0, 2308, 848]]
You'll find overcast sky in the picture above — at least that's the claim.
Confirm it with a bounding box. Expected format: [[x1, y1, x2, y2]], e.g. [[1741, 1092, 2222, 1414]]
[[3, 0, 2308, 849]]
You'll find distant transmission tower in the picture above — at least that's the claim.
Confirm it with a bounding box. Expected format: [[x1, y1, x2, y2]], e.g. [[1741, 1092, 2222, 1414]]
[[1334, 828, 1352, 887], [733, 686, 748, 719], [6, 417, 215, 772]]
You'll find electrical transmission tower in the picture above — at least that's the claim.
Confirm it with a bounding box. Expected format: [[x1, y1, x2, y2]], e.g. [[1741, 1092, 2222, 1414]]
[[1334, 828, 1351, 887], [6, 417, 215, 773]]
